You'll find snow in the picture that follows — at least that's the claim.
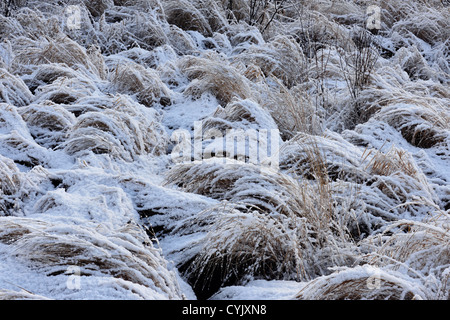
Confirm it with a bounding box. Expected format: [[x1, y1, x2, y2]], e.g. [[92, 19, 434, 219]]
[[0, 0, 449, 300]]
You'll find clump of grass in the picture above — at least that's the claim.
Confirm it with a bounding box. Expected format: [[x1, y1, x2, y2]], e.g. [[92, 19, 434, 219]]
[[360, 209, 450, 299], [295, 265, 425, 300], [235, 35, 307, 88], [109, 61, 171, 107], [165, 158, 359, 298], [19, 102, 76, 149], [0, 103, 49, 167], [202, 98, 278, 134], [11, 35, 103, 79], [0, 216, 183, 299], [0, 68, 34, 107], [374, 102, 448, 149], [64, 95, 168, 161], [23, 63, 84, 94], [163, 0, 214, 36], [0, 289, 50, 300], [179, 52, 254, 105], [0, 154, 21, 197], [174, 203, 308, 299], [165, 24, 197, 55], [280, 132, 368, 183], [357, 145, 439, 221]]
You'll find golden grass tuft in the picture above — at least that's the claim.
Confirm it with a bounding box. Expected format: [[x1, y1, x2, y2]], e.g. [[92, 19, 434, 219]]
[[295, 265, 424, 300], [0, 154, 21, 198], [280, 132, 368, 183], [0, 68, 33, 107], [235, 35, 306, 88], [178, 53, 253, 105], [19, 102, 76, 149], [11, 35, 103, 79], [163, 0, 214, 36], [64, 95, 168, 161], [110, 61, 171, 107], [0, 216, 183, 299]]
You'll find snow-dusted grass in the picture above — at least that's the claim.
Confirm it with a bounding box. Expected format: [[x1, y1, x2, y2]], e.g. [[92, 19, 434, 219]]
[[0, 0, 448, 300]]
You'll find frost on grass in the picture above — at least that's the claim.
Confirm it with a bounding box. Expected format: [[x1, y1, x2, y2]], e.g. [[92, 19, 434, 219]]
[[164, 161, 359, 298], [0, 0, 449, 300], [0, 216, 183, 299], [64, 95, 168, 161]]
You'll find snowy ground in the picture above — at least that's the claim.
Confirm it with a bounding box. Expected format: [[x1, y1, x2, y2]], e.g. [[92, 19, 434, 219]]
[[0, 0, 449, 300]]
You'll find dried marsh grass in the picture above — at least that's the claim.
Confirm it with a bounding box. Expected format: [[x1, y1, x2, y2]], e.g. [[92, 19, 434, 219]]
[[19, 102, 76, 149], [33, 76, 98, 106], [13, 7, 62, 39], [359, 146, 440, 219], [165, 24, 197, 55], [258, 80, 319, 139], [109, 61, 171, 107], [163, 0, 214, 36], [0, 216, 183, 299], [176, 204, 307, 298], [360, 212, 450, 299], [0, 68, 33, 107], [202, 98, 278, 134], [0, 130, 48, 168], [179, 53, 254, 105], [235, 35, 307, 88], [280, 132, 368, 183], [296, 265, 424, 300], [374, 102, 449, 149], [166, 160, 358, 298], [165, 159, 340, 230], [64, 95, 168, 160], [391, 4, 449, 45], [0, 154, 21, 198], [0, 289, 50, 300], [11, 36, 103, 79], [24, 63, 85, 94], [0, 0, 448, 301]]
